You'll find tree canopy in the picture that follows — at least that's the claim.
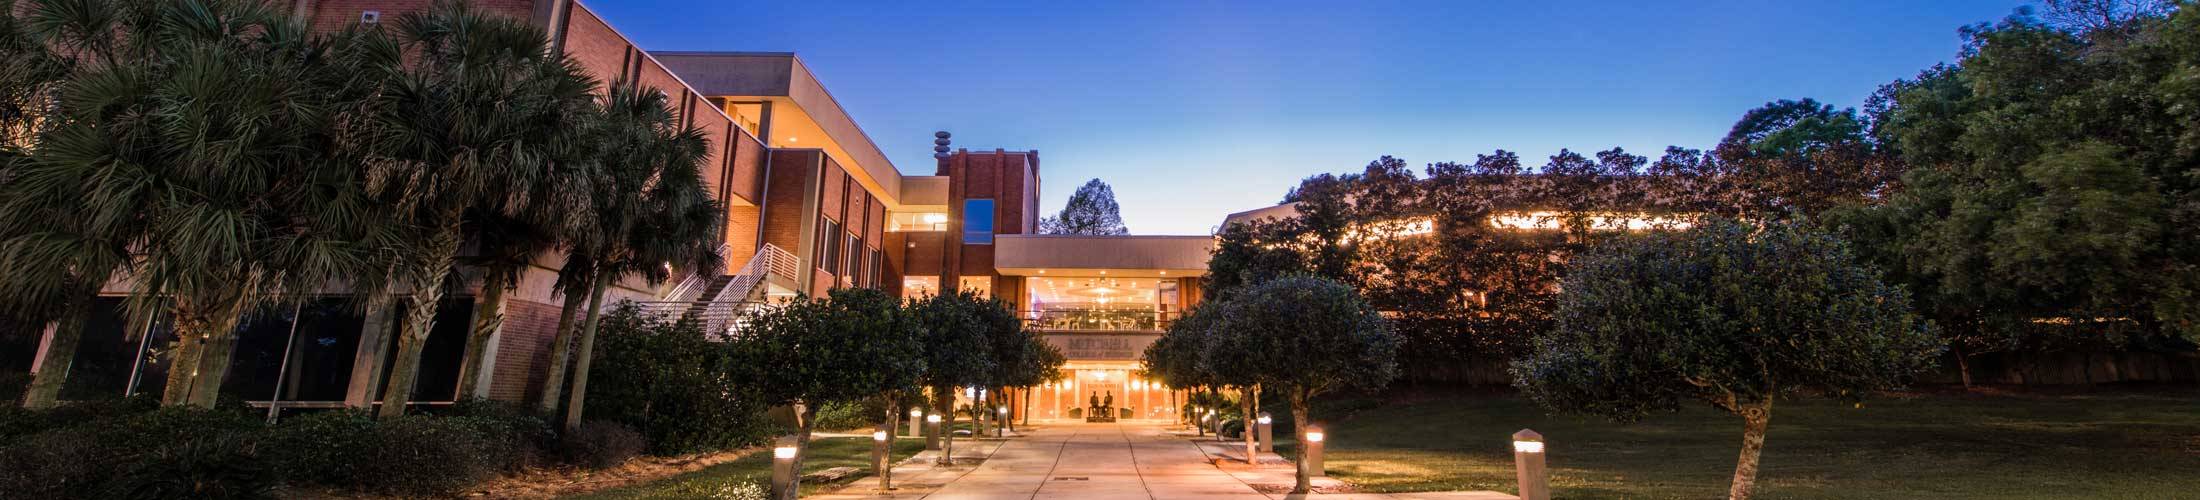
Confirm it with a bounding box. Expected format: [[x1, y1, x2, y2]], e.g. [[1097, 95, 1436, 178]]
[[1513, 218, 1940, 500], [1040, 178, 1130, 235]]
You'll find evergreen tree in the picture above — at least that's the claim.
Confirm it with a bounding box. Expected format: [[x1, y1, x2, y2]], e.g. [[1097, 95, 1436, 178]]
[[1040, 178, 1130, 235]]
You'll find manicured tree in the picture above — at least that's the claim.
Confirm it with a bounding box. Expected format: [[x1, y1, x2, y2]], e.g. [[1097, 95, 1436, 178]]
[[907, 289, 996, 465], [1191, 299, 1264, 462], [730, 287, 924, 498], [1141, 305, 1219, 430], [356, 0, 600, 419], [0, 0, 388, 407], [981, 296, 1063, 432], [1513, 218, 1941, 500], [556, 82, 724, 432], [1208, 275, 1397, 493]]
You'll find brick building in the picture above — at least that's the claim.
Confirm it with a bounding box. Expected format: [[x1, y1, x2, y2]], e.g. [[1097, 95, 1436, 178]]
[[24, 0, 1216, 422]]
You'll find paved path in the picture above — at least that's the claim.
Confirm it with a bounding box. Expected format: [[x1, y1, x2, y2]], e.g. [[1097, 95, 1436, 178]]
[[816, 422, 1512, 500]]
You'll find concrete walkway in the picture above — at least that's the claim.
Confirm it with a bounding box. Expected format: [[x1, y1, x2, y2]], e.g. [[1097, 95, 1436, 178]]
[[815, 422, 1512, 500]]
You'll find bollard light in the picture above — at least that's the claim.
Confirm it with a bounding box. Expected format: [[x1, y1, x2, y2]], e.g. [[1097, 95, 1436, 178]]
[[1256, 412, 1274, 453], [873, 422, 895, 492], [1512, 429, 1549, 500], [910, 408, 923, 417], [770, 436, 801, 500], [1302, 425, 1326, 479], [926, 414, 941, 423]]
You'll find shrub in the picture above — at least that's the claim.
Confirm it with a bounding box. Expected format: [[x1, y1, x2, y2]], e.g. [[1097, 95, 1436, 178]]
[[0, 405, 256, 500], [642, 479, 770, 500], [264, 410, 379, 486], [811, 399, 887, 432], [0, 395, 159, 441], [561, 420, 647, 469], [270, 411, 511, 496], [104, 432, 277, 500], [0, 425, 109, 499], [587, 305, 770, 455], [1220, 419, 1246, 439], [438, 397, 556, 469]]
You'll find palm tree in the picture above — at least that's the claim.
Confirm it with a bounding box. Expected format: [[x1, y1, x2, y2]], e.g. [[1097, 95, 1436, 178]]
[[551, 82, 724, 432], [354, 0, 599, 419], [0, 0, 91, 410], [453, 159, 594, 398], [0, 0, 386, 408]]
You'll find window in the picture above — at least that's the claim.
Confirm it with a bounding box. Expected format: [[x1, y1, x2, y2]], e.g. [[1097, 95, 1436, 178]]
[[844, 233, 860, 281], [819, 217, 841, 274], [888, 211, 949, 232], [869, 249, 884, 288], [963, 199, 996, 244]]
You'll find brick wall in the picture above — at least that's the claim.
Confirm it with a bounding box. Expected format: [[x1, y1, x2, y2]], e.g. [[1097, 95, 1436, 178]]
[[488, 298, 562, 404], [762, 150, 819, 254]]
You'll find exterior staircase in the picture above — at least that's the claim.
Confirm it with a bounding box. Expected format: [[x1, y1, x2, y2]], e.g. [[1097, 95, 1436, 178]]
[[635, 243, 798, 339]]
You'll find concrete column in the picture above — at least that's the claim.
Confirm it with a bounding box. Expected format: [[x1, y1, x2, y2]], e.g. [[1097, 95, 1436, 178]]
[[343, 303, 396, 408]]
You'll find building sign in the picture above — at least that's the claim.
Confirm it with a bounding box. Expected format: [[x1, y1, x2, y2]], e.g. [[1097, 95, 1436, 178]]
[[1047, 333, 1158, 361]]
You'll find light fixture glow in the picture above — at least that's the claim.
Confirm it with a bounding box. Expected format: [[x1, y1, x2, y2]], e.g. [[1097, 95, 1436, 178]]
[[872, 431, 889, 441], [1305, 431, 1325, 443], [921, 213, 947, 224], [998, 407, 1009, 414], [910, 409, 924, 417], [926, 414, 941, 423], [1513, 440, 1544, 453], [774, 446, 799, 459], [1257, 416, 1272, 425]]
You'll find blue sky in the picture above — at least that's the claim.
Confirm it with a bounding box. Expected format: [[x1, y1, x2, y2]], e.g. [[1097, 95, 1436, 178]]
[[590, 1, 2033, 234]]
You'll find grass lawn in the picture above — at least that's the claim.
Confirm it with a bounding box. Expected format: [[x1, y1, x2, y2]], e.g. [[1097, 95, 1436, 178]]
[[562, 436, 926, 500], [1283, 388, 2200, 499]]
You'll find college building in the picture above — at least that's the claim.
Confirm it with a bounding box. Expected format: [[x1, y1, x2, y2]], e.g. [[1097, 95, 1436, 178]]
[[15, 0, 1221, 422]]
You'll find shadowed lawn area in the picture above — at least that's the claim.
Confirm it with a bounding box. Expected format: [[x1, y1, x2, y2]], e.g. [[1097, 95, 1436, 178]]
[[563, 436, 925, 500], [1290, 389, 2200, 499]]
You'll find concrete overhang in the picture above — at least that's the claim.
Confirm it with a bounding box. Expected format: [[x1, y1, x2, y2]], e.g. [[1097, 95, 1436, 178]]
[[1221, 202, 1300, 228], [651, 51, 912, 207], [994, 235, 1214, 278], [898, 175, 950, 211]]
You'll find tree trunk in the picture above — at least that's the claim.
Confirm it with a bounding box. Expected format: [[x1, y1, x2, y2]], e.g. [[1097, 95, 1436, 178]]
[[1291, 391, 1314, 494], [1728, 401, 1773, 500], [186, 326, 239, 408], [455, 267, 511, 399], [786, 403, 818, 500], [380, 229, 462, 420], [1953, 346, 1974, 390], [933, 385, 956, 466], [536, 277, 591, 413], [22, 297, 93, 409], [882, 400, 898, 490], [1242, 386, 1257, 464], [159, 324, 204, 406], [561, 272, 611, 433], [377, 286, 443, 420]]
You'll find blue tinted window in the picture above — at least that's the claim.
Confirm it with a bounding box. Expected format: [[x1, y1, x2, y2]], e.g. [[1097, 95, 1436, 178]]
[[964, 199, 996, 244]]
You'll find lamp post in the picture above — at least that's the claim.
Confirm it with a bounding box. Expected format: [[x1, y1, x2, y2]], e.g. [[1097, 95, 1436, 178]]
[[1512, 429, 1549, 500], [872, 425, 893, 492], [1256, 412, 1274, 453], [1302, 425, 1325, 479], [770, 436, 800, 500]]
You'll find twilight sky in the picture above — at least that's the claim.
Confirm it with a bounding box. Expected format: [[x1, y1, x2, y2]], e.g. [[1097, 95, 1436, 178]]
[[590, 0, 2033, 235]]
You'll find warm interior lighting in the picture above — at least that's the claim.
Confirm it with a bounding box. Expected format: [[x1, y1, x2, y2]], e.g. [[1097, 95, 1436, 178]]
[[1305, 431, 1325, 443], [774, 446, 799, 459], [1490, 211, 1693, 231], [1513, 440, 1544, 453], [922, 213, 947, 224], [872, 431, 888, 441]]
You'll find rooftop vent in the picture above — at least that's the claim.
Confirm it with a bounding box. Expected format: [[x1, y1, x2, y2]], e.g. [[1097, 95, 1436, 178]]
[[933, 131, 951, 159]]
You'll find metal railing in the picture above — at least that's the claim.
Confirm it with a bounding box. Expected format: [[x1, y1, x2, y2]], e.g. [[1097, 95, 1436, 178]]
[[660, 243, 734, 301], [1024, 309, 1181, 332], [633, 243, 794, 339]]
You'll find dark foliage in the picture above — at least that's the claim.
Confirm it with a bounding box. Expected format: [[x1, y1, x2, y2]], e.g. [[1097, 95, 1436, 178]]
[[560, 420, 648, 469], [587, 303, 770, 455]]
